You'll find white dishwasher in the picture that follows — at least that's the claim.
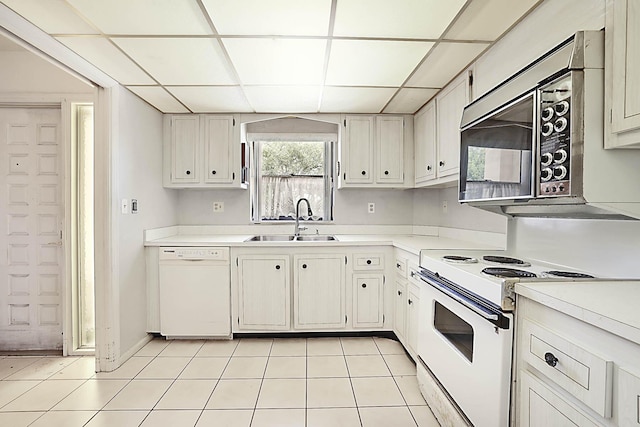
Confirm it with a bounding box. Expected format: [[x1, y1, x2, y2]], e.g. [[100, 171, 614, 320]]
[[159, 247, 230, 338]]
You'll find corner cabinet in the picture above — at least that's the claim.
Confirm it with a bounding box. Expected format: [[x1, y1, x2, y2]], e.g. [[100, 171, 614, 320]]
[[340, 115, 409, 188], [163, 114, 245, 188], [414, 72, 470, 187], [605, 0, 640, 148]]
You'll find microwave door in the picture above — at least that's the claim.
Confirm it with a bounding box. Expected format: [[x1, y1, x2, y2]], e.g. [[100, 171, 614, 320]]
[[459, 93, 536, 203]]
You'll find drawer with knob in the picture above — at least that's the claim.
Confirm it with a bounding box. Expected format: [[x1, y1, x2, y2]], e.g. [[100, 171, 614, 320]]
[[395, 257, 407, 279], [521, 318, 613, 418], [353, 253, 384, 271]]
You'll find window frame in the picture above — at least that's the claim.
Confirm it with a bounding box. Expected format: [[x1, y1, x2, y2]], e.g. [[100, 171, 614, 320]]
[[251, 138, 335, 223]]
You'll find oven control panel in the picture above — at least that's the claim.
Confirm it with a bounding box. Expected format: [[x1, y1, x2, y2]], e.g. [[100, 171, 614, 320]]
[[538, 74, 571, 197]]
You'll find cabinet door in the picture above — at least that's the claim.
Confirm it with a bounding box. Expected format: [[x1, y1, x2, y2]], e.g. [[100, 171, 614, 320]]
[[414, 101, 437, 184], [618, 367, 640, 427], [394, 280, 407, 342], [170, 115, 200, 184], [376, 116, 404, 184], [293, 254, 346, 329], [353, 274, 384, 328], [609, 0, 640, 136], [203, 115, 235, 184], [343, 116, 374, 184], [519, 370, 600, 427], [436, 74, 468, 177], [406, 284, 420, 355], [238, 255, 290, 330]]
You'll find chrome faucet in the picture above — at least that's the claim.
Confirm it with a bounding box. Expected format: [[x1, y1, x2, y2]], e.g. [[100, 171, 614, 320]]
[[295, 198, 313, 236]]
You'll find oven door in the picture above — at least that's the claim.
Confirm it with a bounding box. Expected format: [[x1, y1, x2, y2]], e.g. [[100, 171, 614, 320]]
[[417, 272, 513, 427], [459, 91, 536, 203]]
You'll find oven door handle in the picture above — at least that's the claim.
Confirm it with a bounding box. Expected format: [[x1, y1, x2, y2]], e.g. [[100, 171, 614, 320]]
[[416, 272, 509, 329]]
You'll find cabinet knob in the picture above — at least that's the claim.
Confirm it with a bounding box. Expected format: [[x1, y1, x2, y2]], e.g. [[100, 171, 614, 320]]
[[408, 299, 413, 305], [384, 170, 389, 175], [397, 290, 402, 296], [396, 263, 401, 268], [302, 264, 307, 269], [544, 352, 558, 367], [361, 283, 367, 288], [211, 170, 217, 175], [427, 165, 432, 171], [361, 170, 366, 175], [439, 161, 445, 167], [366, 259, 372, 265], [275, 265, 281, 270], [186, 170, 191, 175]]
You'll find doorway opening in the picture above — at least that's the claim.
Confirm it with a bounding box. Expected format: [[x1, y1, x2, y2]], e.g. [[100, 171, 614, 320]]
[[70, 103, 95, 352]]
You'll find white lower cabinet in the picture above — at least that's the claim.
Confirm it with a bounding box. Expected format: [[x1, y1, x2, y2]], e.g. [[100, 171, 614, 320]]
[[394, 280, 407, 342], [516, 295, 640, 427], [293, 254, 346, 329], [237, 255, 290, 330], [353, 274, 384, 328], [406, 281, 420, 357]]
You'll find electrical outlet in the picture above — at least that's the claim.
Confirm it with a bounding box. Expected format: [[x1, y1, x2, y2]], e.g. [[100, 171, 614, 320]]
[[213, 202, 224, 213], [368, 202, 375, 214], [121, 199, 129, 214], [442, 201, 448, 214]]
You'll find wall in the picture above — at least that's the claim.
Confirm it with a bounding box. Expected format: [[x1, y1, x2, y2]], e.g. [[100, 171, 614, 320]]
[[0, 50, 92, 95], [116, 87, 178, 355], [177, 187, 414, 226]]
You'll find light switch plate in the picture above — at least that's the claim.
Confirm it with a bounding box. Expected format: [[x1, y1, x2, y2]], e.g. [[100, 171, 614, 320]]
[[213, 201, 224, 213], [121, 199, 129, 214]]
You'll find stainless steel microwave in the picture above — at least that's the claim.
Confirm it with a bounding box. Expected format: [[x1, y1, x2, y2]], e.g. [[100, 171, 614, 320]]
[[457, 31, 640, 219]]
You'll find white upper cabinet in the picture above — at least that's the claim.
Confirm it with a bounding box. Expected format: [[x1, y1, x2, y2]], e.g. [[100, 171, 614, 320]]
[[169, 115, 200, 184], [605, 0, 640, 148], [413, 71, 470, 187], [436, 73, 469, 178], [376, 116, 404, 184], [340, 115, 408, 187], [164, 114, 243, 187], [342, 115, 374, 184], [414, 100, 437, 185], [203, 115, 234, 184]]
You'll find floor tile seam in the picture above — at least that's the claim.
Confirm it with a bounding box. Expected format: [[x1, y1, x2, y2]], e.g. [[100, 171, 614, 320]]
[[0, 357, 46, 381], [248, 339, 274, 427], [339, 339, 364, 427], [28, 377, 89, 415], [41, 356, 86, 382]]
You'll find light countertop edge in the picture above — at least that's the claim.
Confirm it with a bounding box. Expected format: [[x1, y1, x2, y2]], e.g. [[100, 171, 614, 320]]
[[515, 281, 640, 346]]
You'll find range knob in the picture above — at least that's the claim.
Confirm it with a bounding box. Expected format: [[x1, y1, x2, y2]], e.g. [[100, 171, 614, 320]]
[[541, 122, 554, 137], [540, 152, 553, 166], [553, 149, 567, 164], [553, 165, 568, 180], [541, 168, 553, 182], [554, 117, 568, 133], [555, 101, 570, 116], [541, 107, 554, 121]]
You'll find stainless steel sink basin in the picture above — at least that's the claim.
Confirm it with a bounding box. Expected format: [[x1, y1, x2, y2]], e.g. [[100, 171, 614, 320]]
[[244, 235, 337, 242], [295, 235, 337, 241], [245, 235, 295, 242]]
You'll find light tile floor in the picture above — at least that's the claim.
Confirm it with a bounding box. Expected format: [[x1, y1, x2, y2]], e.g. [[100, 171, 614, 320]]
[[0, 336, 440, 427]]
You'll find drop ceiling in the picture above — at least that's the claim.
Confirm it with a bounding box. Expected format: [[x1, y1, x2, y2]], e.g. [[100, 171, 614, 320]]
[[0, 0, 541, 114]]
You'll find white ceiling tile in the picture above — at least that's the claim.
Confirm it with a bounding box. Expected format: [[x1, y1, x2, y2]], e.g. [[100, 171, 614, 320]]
[[56, 37, 154, 85], [64, 0, 212, 35], [126, 86, 189, 113], [243, 86, 321, 113], [333, 0, 466, 39], [445, 0, 540, 40], [326, 40, 433, 86], [406, 42, 489, 88], [383, 88, 439, 114], [202, 0, 332, 36], [113, 38, 236, 85], [222, 38, 326, 85], [320, 87, 396, 113], [167, 86, 252, 112], [2, 0, 98, 34]]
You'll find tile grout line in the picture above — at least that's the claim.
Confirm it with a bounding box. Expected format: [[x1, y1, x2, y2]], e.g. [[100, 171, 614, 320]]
[[340, 337, 364, 427], [248, 338, 274, 426], [196, 338, 238, 425]]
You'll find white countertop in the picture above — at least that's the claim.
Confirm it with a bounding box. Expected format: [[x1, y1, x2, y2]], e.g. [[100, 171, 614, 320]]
[[516, 281, 640, 346], [144, 233, 498, 256]]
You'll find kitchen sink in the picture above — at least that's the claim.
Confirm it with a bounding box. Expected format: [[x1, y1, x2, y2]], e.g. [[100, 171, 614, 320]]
[[244, 235, 337, 242], [245, 235, 295, 242], [295, 235, 337, 241]]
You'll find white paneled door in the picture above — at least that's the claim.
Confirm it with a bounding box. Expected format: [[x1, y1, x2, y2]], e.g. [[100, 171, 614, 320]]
[[0, 108, 63, 351]]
